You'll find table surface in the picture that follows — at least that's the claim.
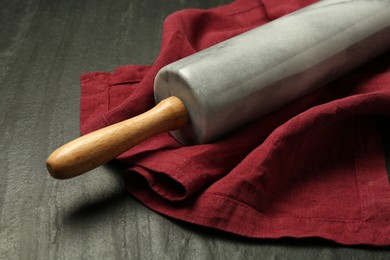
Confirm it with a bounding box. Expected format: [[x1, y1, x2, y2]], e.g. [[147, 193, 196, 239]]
[[1, 0, 389, 259]]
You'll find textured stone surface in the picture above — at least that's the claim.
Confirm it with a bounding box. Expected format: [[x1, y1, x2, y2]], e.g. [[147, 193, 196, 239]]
[[0, 0, 389, 259]]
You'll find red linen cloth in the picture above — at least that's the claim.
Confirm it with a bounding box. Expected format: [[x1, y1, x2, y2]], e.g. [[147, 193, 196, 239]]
[[80, 0, 390, 246]]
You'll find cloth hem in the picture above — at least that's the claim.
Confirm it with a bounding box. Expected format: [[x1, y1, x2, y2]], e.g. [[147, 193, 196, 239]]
[[125, 184, 389, 246]]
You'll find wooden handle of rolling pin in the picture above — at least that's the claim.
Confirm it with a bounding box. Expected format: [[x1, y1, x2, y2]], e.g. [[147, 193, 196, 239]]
[[46, 96, 188, 179]]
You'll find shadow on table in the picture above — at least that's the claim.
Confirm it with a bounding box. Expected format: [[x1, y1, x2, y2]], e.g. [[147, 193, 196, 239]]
[[62, 161, 139, 224]]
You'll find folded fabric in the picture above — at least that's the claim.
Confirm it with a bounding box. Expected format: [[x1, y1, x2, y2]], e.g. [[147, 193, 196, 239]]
[[80, 0, 390, 246]]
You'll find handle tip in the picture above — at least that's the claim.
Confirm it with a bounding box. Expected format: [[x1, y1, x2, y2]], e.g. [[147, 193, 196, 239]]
[[46, 162, 55, 178], [46, 152, 79, 180], [46, 156, 65, 179]]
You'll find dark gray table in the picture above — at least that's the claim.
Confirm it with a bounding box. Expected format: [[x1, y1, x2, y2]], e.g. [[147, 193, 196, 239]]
[[1, 0, 389, 259]]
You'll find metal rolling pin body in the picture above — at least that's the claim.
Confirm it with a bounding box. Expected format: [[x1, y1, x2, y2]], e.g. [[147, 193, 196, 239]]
[[155, 0, 390, 145]]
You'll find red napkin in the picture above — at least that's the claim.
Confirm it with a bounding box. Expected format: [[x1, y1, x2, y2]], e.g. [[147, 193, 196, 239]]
[[80, 0, 390, 246]]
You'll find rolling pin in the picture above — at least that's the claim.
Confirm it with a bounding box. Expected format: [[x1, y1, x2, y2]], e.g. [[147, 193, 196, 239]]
[[47, 0, 390, 179]]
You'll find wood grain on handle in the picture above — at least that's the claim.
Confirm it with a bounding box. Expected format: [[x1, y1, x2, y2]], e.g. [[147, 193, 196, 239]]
[[46, 96, 188, 179]]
